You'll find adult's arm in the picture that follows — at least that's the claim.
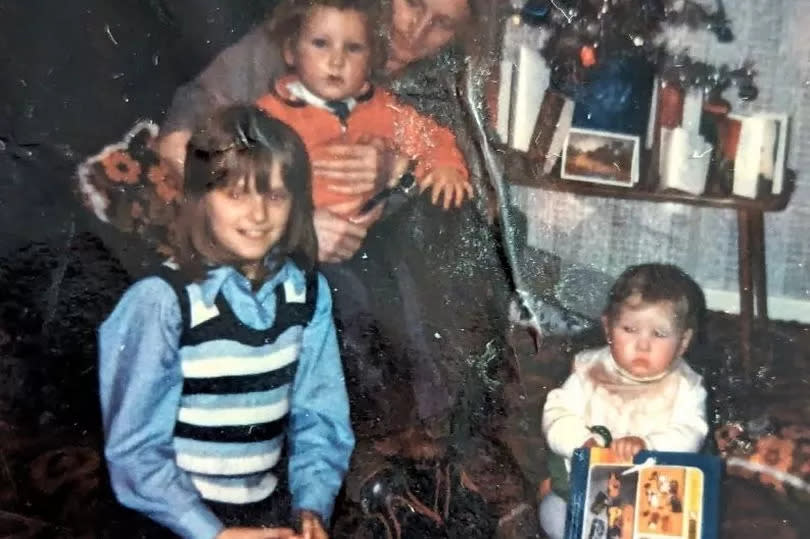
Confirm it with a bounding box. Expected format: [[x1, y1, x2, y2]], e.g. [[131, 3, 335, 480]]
[[314, 206, 382, 263], [158, 24, 285, 172], [162, 24, 286, 135]]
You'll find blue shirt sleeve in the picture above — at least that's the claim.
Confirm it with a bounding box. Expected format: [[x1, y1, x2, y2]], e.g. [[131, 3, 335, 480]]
[[287, 273, 355, 522], [98, 277, 224, 539]]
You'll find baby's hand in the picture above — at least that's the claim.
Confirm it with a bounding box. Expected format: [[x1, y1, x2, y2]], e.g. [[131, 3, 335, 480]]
[[299, 510, 328, 539], [421, 166, 474, 210], [610, 436, 646, 461], [581, 437, 600, 449]]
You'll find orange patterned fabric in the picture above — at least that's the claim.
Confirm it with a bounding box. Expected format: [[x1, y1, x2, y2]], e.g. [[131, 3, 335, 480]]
[[76, 121, 180, 255], [257, 77, 469, 214]]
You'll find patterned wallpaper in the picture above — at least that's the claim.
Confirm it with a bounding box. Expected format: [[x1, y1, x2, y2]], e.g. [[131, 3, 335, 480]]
[[508, 0, 809, 307]]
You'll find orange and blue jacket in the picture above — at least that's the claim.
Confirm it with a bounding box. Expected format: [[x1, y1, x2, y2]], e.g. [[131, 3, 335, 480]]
[[256, 76, 469, 214]]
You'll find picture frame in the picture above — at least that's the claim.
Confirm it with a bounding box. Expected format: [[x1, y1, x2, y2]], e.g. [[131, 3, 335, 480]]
[[561, 128, 640, 187]]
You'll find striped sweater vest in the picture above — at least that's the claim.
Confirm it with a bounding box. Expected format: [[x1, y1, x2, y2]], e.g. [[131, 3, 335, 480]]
[[156, 267, 318, 505]]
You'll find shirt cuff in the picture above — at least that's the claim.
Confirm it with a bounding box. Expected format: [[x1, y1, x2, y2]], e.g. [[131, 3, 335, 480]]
[[293, 489, 334, 524], [589, 432, 608, 447], [557, 425, 596, 457], [176, 505, 224, 539]]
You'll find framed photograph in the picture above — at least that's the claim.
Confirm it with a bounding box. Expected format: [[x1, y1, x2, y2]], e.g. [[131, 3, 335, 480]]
[[561, 128, 640, 187]]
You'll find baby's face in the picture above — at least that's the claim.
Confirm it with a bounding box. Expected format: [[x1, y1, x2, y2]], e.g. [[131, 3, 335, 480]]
[[285, 6, 372, 101], [603, 297, 693, 379]]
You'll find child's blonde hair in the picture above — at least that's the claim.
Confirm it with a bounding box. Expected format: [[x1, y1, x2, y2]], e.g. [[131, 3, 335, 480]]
[[266, 0, 388, 80]]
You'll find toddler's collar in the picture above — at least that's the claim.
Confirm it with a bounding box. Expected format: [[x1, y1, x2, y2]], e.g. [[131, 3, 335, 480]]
[[274, 75, 374, 113], [610, 356, 682, 383]]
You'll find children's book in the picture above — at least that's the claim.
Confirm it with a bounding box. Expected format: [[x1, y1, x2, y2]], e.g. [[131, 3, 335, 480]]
[[565, 448, 722, 539]]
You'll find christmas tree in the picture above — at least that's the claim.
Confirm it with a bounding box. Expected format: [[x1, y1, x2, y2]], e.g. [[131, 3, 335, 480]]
[[517, 0, 757, 101]]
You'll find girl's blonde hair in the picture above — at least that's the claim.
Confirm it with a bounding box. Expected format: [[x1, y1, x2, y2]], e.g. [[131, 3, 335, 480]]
[[172, 105, 317, 279]]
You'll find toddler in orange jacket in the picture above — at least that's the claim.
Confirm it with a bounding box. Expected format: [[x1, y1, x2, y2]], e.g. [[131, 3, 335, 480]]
[[256, 0, 472, 217]]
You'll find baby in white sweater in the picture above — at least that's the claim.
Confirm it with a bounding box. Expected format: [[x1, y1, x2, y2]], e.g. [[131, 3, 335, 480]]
[[539, 264, 709, 539]]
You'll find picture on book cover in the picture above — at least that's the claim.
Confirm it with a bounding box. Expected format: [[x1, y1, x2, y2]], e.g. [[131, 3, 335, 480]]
[[580, 463, 703, 539], [567, 449, 721, 539]]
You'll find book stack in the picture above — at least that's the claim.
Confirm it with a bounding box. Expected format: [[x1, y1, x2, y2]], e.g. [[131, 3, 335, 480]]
[[654, 85, 713, 195], [497, 45, 575, 175], [727, 113, 788, 198], [650, 81, 789, 198]]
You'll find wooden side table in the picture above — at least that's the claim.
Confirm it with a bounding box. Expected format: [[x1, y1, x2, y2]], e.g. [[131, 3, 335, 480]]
[[504, 151, 794, 375]]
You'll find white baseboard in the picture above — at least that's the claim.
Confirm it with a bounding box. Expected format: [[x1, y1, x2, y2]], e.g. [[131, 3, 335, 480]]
[[704, 288, 810, 324]]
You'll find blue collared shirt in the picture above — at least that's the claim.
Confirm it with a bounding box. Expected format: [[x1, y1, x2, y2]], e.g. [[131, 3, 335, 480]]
[[99, 261, 354, 539]]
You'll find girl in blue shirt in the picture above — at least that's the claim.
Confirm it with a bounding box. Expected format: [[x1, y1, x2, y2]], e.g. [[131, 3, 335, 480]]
[[99, 104, 354, 539]]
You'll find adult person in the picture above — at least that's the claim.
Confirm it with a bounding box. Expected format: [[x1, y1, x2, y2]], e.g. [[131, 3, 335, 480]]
[[157, 1, 538, 536]]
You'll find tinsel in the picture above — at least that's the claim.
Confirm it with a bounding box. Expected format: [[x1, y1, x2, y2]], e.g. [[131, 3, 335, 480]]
[[517, 0, 757, 100]]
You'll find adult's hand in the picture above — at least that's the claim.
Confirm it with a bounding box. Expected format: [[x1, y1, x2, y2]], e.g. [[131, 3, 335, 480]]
[[314, 206, 382, 263], [156, 129, 192, 175], [216, 527, 300, 539], [311, 135, 397, 195], [298, 510, 328, 539]]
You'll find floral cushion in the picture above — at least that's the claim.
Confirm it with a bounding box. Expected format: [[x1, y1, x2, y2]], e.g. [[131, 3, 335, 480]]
[[714, 403, 810, 504], [76, 121, 181, 254]]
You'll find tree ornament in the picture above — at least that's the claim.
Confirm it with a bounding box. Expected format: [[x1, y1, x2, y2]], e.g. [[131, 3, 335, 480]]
[[518, 0, 551, 26], [535, 0, 756, 98], [737, 83, 758, 101], [580, 45, 597, 67]]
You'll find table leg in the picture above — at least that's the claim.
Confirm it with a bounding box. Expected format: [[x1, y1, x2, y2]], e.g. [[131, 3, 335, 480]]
[[737, 209, 754, 376], [749, 210, 768, 320]]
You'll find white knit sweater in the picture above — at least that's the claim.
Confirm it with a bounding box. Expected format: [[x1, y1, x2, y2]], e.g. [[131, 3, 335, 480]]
[[542, 346, 708, 467]]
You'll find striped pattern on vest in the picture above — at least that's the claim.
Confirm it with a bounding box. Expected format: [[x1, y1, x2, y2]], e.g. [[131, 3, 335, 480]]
[[157, 267, 317, 505]]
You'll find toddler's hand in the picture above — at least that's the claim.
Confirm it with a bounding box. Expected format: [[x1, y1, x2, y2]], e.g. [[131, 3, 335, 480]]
[[610, 436, 646, 461], [216, 527, 299, 539], [421, 166, 474, 210], [299, 511, 328, 539], [581, 437, 600, 449]]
